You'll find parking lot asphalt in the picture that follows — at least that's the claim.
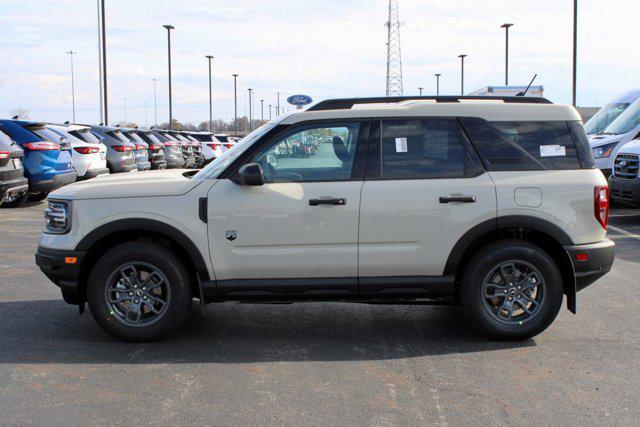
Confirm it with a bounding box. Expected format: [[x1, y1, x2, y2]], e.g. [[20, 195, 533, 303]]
[[1, 202, 639, 425]]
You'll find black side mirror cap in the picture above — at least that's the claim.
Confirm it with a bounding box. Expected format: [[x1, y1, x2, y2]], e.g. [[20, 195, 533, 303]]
[[235, 163, 265, 186]]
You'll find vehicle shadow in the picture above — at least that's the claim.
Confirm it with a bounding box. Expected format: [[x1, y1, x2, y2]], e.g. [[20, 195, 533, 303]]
[[0, 299, 534, 364]]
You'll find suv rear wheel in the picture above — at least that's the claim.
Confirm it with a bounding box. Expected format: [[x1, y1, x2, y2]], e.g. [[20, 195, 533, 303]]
[[87, 241, 192, 342], [461, 240, 563, 341]]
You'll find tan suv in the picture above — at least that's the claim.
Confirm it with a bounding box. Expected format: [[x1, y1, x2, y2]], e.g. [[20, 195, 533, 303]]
[[36, 96, 614, 342]]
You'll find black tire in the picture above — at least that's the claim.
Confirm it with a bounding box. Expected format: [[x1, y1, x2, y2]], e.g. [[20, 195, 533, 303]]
[[461, 240, 563, 341], [1, 192, 27, 208], [87, 241, 192, 342], [27, 191, 48, 202]]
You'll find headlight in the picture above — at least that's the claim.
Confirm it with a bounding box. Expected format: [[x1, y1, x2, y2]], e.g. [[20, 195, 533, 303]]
[[44, 200, 71, 234], [592, 143, 617, 159]]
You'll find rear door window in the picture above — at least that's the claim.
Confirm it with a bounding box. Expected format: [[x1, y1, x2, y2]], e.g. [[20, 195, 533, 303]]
[[492, 121, 581, 170]]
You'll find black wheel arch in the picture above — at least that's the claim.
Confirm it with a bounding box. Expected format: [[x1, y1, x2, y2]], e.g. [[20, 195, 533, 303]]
[[75, 218, 209, 304], [445, 215, 577, 313]]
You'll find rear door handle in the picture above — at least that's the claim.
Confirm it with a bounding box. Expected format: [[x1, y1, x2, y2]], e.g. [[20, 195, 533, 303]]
[[309, 197, 347, 206], [439, 195, 476, 203]]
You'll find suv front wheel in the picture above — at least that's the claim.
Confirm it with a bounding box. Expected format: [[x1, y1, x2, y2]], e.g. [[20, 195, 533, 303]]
[[87, 241, 192, 342], [461, 240, 563, 341]]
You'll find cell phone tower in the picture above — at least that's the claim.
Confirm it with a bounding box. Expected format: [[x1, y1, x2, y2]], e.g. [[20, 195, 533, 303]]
[[385, 0, 403, 96]]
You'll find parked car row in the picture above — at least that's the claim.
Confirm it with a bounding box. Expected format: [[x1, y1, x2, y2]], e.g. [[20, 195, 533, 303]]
[[0, 118, 236, 208], [584, 88, 640, 207]]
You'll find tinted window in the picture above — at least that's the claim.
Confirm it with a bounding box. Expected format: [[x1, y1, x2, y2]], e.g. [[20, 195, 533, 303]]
[[73, 129, 101, 144], [379, 119, 467, 179], [0, 129, 14, 148], [252, 122, 362, 182], [492, 121, 581, 170], [567, 121, 595, 169]]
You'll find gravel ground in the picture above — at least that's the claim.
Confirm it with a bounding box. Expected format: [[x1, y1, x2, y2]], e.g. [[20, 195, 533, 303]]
[[1, 202, 639, 425]]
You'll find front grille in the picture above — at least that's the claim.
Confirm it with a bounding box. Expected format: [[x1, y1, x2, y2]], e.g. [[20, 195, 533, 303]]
[[613, 154, 639, 179]]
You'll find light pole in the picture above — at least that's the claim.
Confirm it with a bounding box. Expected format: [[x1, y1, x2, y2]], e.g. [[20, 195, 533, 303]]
[[96, 0, 103, 124], [163, 24, 174, 129], [205, 55, 214, 132], [248, 88, 253, 132], [458, 54, 467, 95], [435, 73, 441, 95], [123, 97, 127, 124], [418, 87, 423, 96], [144, 100, 148, 128], [152, 78, 158, 128], [276, 92, 281, 115], [260, 99, 264, 122], [232, 74, 238, 135], [268, 104, 272, 120], [67, 50, 76, 123], [572, 0, 578, 106], [99, 0, 108, 124], [501, 23, 514, 85]]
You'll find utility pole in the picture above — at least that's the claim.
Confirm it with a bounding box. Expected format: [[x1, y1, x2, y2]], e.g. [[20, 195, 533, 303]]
[[260, 99, 264, 122], [268, 104, 272, 120], [144, 100, 148, 128], [572, 0, 578, 106], [205, 55, 214, 132], [458, 54, 467, 95], [123, 97, 127, 124], [67, 50, 76, 123], [385, 0, 403, 95], [418, 87, 423, 96], [100, 0, 108, 125], [163, 24, 174, 129], [233, 74, 238, 135], [501, 23, 514, 85], [435, 73, 441, 95], [152, 78, 158, 128], [276, 92, 281, 115], [248, 88, 253, 132]]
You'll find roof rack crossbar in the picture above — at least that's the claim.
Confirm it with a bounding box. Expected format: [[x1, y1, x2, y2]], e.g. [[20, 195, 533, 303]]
[[307, 96, 552, 111]]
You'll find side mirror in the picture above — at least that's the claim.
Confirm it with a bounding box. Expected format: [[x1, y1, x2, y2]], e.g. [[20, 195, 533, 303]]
[[235, 163, 265, 186]]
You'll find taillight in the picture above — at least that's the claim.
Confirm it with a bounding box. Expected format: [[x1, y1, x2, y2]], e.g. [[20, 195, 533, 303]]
[[73, 146, 99, 154], [112, 145, 133, 152], [224, 143, 234, 149], [163, 141, 178, 147], [23, 141, 60, 151], [0, 151, 10, 160], [207, 143, 221, 150], [135, 145, 146, 150], [594, 185, 609, 230], [148, 144, 161, 150]]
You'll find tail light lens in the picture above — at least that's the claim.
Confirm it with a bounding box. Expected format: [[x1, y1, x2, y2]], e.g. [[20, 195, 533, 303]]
[[112, 145, 133, 152], [594, 185, 609, 230], [73, 146, 99, 154], [148, 144, 161, 150], [0, 151, 10, 160], [23, 141, 60, 151], [224, 143, 234, 149], [135, 145, 146, 150], [207, 143, 221, 150], [163, 141, 178, 147]]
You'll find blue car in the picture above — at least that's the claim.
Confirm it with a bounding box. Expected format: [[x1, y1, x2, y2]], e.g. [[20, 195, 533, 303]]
[[0, 120, 76, 201]]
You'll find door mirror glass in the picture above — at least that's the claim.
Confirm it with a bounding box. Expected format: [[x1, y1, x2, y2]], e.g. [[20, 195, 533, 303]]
[[235, 162, 265, 186]]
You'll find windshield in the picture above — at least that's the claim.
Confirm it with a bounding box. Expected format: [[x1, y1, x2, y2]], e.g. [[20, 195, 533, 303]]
[[0, 129, 15, 148], [215, 135, 229, 142], [604, 100, 640, 135], [73, 128, 101, 144], [194, 121, 279, 179], [124, 131, 145, 144], [109, 130, 131, 144], [143, 132, 161, 144], [584, 102, 629, 134], [32, 127, 65, 143]]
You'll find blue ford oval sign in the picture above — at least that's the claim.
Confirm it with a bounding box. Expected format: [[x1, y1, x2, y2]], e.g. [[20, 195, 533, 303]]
[[287, 94, 313, 106]]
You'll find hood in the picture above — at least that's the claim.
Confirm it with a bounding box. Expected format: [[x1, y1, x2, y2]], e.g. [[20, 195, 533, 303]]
[[50, 169, 202, 200], [589, 133, 622, 148], [617, 139, 640, 155]]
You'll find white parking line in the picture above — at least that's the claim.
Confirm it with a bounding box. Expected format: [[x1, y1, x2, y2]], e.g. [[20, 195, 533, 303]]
[[608, 225, 640, 240]]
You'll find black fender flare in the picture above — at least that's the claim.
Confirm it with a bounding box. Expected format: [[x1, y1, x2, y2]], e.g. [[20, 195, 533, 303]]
[[75, 218, 209, 278]]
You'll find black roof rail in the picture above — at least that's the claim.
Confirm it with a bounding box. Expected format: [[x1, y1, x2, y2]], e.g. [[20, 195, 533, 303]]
[[307, 96, 552, 111]]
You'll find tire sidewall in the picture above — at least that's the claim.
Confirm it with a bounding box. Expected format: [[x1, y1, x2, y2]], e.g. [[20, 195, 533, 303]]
[[87, 242, 191, 342], [461, 240, 564, 340]]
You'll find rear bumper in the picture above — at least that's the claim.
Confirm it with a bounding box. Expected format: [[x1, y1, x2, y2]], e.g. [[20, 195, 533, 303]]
[[29, 171, 77, 193], [565, 239, 615, 292], [609, 175, 640, 205], [82, 167, 110, 179], [136, 161, 151, 171], [1, 176, 29, 202], [150, 160, 167, 170], [35, 245, 85, 305], [166, 158, 185, 169]]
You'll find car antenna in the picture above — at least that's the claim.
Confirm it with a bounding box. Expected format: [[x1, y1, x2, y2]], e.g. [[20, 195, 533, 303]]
[[99, 122, 104, 126], [516, 74, 537, 96], [64, 120, 70, 125]]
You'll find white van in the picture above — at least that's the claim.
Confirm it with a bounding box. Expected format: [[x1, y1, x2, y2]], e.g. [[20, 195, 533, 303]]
[[585, 87, 640, 136], [590, 96, 640, 176]]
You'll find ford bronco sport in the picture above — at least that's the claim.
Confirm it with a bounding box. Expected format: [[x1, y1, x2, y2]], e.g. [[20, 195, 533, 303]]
[[36, 96, 615, 342]]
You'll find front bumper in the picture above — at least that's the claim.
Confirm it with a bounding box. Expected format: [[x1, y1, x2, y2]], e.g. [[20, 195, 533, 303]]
[[35, 245, 86, 304], [29, 171, 77, 193], [1, 176, 29, 202], [609, 175, 640, 205], [565, 239, 615, 292]]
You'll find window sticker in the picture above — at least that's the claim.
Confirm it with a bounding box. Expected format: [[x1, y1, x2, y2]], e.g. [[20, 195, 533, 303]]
[[395, 137, 408, 153], [539, 144, 566, 157]]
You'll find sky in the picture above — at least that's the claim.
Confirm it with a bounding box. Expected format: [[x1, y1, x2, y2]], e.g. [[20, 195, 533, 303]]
[[0, 0, 638, 126]]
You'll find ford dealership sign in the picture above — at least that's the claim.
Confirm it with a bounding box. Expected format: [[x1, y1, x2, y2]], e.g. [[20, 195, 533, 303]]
[[287, 94, 313, 106]]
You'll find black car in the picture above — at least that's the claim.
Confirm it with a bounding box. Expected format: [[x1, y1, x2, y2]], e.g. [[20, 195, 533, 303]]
[[0, 128, 29, 207]]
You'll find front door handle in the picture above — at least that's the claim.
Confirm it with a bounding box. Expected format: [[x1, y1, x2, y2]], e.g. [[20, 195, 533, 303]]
[[439, 195, 476, 203], [309, 197, 347, 206]]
